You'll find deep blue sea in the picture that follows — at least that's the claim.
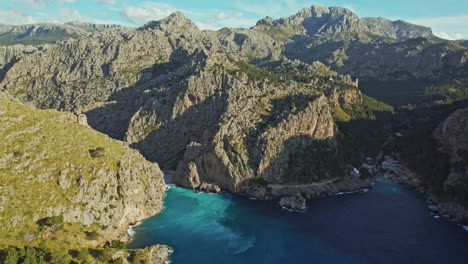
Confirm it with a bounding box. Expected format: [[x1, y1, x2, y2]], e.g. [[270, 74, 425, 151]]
[[128, 180, 468, 264]]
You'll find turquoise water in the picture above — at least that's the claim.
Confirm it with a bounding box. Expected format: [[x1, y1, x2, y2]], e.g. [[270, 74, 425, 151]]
[[129, 181, 468, 263]]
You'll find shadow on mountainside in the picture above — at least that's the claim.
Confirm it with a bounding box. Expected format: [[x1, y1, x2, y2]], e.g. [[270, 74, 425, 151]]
[[257, 135, 343, 186], [131, 91, 229, 169], [85, 48, 206, 140], [245, 94, 320, 175]]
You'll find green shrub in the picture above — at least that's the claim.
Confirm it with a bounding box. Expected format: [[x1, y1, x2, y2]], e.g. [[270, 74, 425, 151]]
[[113, 257, 125, 264], [44, 216, 64, 226], [97, 248, 114, 262], [89, 147, 106, 158], [130, 249, 147, 264], [3, 247, 20, 264], [49, 251, 72, 264], [85, 230, 100, 240], [110, 240, 127, 249], [22, 246, 45, 264], [76, 248, 90, 262]]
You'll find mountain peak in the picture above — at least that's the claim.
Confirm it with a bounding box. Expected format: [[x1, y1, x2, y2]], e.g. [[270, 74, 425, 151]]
[[255, 5, 436, 41], [300, 4, 329, 16], [140, 12, 198, 32]]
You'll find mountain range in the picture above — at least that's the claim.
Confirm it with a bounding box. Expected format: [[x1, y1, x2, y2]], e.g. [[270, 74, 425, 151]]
[[0, 4, 467, 263]]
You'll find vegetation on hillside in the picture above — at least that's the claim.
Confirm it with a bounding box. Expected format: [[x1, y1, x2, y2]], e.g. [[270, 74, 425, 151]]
[[386, 100, 468, 207], [335, 95, 394, 166], [0, 97, 166, 262], [252, 25, 296, 42]]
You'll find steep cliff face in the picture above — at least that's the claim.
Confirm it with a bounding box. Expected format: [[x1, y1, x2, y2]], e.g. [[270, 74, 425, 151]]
[[433, 108, 468, 206], [0, 97, 166, 247], [119, 58, 365, 193], [0, 45, 37, 70], [172, 93, 338, 192]]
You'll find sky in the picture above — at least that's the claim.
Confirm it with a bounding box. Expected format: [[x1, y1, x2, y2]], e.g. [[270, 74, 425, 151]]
[[0, 0, 467, 40]]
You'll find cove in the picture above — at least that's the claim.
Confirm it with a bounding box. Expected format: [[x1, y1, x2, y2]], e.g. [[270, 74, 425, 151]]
[[128, 180, 468, 263]]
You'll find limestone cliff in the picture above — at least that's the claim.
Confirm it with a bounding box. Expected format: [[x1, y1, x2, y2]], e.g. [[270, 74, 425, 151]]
[[0, 97, 166, 247]]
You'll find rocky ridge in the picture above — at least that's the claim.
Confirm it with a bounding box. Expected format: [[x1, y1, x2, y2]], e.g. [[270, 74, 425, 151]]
[[253, 5, 467, 80], [0, 22, 126, 46], [256, 5, 437, 41], [0, 96, 166, 247]]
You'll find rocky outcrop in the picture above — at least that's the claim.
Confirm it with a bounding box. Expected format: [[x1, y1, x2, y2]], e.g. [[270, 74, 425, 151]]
[[0, 44, 37, 74], [279, 195, 307, 211], [0, 97, 166, 246]]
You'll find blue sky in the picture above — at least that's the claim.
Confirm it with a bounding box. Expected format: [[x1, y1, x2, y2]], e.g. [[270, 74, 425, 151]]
[[1, 0, 467, 39]]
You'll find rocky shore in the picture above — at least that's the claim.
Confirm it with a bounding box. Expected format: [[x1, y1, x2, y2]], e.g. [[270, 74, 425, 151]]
[[376, 155, 468, 228]]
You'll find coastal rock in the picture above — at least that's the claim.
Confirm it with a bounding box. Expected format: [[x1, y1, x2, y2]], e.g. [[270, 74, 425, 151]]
[[279, 195, 307, 211], [243, 186, 267, 199], [146, 245, 173, 264], [428, 205, 439, 212], [199, 183, 222, 193]]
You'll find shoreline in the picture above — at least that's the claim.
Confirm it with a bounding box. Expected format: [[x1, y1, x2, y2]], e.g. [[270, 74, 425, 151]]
[[126, 175, 467, 263], [375, 157, 468, 231]]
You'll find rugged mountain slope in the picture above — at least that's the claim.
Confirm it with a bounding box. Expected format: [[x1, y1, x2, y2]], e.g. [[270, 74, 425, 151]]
[[0, 96, 166, 249], [256, 5, 437, 41], [0, 12, 373, 196], [0, 22, 125, 46], [0, 45, 36, 70], [253, 5, 467, 81], [0, 8, 465, 197]]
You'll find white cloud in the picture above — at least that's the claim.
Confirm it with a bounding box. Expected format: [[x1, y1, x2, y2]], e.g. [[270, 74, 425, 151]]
[[216, 12, 228, 20], [97, 0, 116, 5], [407, 15, 468, 26], [16, 0, 48, 9], [56, 8, 91, 23], [407, 14, 468, 40], [233, 0, 306, 18], [0, 8, 37, 25], [121, 2, 176, 25], [195, 21, 219, 31], [56, 0, 76, 4], [433, 31, 466, 40], [209, 11, 257, 28]]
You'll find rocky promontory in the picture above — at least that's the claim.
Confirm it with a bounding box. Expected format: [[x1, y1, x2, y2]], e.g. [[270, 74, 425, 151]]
[[0, 96, 166, 253]]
